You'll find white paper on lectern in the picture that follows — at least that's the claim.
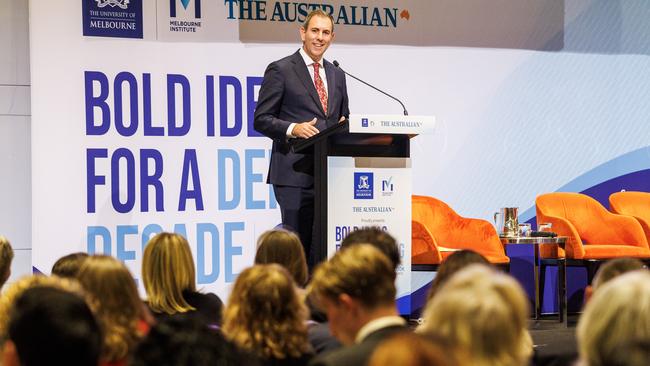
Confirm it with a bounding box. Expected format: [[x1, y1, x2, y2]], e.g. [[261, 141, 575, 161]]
[[348, 114, 435, 134]]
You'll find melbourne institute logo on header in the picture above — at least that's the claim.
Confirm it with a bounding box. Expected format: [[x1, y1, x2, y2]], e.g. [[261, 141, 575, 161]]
[[169, 0, 203, 33], [354, 172, 374, 200], [82, 0, 143, 38]]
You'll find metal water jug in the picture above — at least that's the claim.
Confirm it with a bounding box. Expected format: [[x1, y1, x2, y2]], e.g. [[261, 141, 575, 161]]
[[494, 207, 519, 237]]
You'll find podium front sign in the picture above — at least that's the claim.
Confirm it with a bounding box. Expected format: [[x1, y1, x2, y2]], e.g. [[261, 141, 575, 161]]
[[327, 156, 412, 314]]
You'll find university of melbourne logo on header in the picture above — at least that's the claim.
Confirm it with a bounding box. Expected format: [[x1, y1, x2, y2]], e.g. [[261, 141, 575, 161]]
[[361, 118, 369, 127], [354, 172, 374, 200], [82, 0, 143, 38]]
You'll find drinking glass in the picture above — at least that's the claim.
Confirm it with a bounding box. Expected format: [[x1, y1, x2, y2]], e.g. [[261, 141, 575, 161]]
[[518, 223, 532, 237], [538, 222, 553, 232]]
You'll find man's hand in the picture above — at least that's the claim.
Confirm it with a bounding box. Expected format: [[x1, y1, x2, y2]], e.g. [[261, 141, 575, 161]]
[[339, 116, 346, 123], [292, 118, 319, 138]]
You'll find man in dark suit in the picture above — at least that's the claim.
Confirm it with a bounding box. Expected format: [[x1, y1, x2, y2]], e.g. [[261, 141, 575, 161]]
[[254, 10, 349, 267], [307, 244, 408, 366]]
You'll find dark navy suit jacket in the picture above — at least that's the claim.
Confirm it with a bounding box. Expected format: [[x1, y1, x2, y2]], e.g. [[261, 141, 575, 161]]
[[308, 325, 409, 366], [254, 50, 350, 188]]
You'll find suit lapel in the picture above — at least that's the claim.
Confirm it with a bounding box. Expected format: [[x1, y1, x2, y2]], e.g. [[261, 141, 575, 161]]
[[292, 51, 326, 116], [324, 60, 335, 118]]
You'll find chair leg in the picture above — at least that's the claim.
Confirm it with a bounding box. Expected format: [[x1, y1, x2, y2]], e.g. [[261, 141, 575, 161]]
[[558, 258, 566, 324], [538, 261, 546, 318], [586, 261, 599, 284]]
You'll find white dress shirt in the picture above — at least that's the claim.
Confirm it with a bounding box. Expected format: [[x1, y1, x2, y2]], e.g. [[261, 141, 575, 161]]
[[286, 47, 329, 137], [354, 315, 406, 344]]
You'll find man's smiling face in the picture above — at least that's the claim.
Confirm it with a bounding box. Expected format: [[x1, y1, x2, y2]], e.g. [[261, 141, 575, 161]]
[[300, 15, 334, 62]]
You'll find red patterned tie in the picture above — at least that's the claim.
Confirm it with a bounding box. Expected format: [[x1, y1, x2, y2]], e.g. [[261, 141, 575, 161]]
[[313, 63, 328, 114]]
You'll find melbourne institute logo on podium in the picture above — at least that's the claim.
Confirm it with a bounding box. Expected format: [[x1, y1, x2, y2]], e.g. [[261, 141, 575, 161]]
[[82, 0, 143, 38], [354, 172, 374, 200]]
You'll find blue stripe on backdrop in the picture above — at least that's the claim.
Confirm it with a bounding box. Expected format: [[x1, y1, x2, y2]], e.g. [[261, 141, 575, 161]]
[[519, 146, 650, 225]]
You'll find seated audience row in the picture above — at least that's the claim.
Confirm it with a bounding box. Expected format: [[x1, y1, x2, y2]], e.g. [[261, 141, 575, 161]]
[[2, 227, 650, 366]]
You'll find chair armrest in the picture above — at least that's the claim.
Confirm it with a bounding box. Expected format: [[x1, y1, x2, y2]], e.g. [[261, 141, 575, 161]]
[[601, 213, 649, 248], [412, 220, 442, 264], [631, 216, 650, 245], [537, 214, 584, 259], [459, 217, 507, 257]]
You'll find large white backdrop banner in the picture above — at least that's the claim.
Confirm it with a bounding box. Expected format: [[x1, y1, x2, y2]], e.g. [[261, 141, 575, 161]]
[[31, 1, 650, 300]]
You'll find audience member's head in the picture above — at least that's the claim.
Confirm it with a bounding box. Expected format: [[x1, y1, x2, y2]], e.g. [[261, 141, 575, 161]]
[[308, 244, 397, 345], [419, 264, 531, 366], [51, 252, 89, 278], [369, 332, 459, 366], [593, 257, 645, 291], [132, 315, 249, 366], [2, 286, 101, 366], [142, 232, 197, 315], [584, 257, 646, 304], [0, 236, 14, 289], [426, 250, 489, 302], [76, 255, 147, 363], [340, 227, 400, 271], [0, 274, 85, 340], [254, 229, 308, 287], [577, 270, 650, 366], [223, 264, 311, 361]]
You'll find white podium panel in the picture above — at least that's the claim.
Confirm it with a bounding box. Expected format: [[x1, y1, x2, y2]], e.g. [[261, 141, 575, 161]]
[[327, 156, 412, 314]]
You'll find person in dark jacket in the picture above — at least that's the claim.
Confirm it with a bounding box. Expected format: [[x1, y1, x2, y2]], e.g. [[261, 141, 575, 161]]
[[307, 245, 408, 366]]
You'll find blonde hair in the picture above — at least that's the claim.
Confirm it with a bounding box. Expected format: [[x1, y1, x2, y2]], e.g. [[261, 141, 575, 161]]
[[308, 244, 396, 309], [577, 270, 650, 366], [142, 232, 197, 314], [223, 264, 311, 360], [0, 275, 86, 342], [419, 264, 532, 366], [76, 255, 145, 363], [255, 230, 308, 287], [0, 236, 14, 286]]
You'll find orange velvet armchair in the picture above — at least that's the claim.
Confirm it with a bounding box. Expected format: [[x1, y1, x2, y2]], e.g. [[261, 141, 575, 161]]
[[411, 195, 509, 267], [609, 191, 650, 244], [535, 192, 650, 315], [536, 192, 650, 262]]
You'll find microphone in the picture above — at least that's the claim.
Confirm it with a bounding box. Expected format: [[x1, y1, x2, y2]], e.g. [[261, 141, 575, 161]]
[[333, 60, 408, 116]]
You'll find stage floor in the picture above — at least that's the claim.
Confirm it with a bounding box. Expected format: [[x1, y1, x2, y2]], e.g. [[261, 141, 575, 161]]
[[530, 316, 579, 366]]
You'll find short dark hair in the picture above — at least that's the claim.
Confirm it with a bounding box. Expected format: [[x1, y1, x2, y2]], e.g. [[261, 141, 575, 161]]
[[255, 230, 308, 287], [592, 257, 646, 290], [51, 252, 89, 278], [0, 236, 14, 288], [340, 227, 400, 271], [131, 315, 252, 366], [8, 286, 101, 366], [426, 250, 489, 302], [302, 9, 335, 32], [309, 244, 396, 309]]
